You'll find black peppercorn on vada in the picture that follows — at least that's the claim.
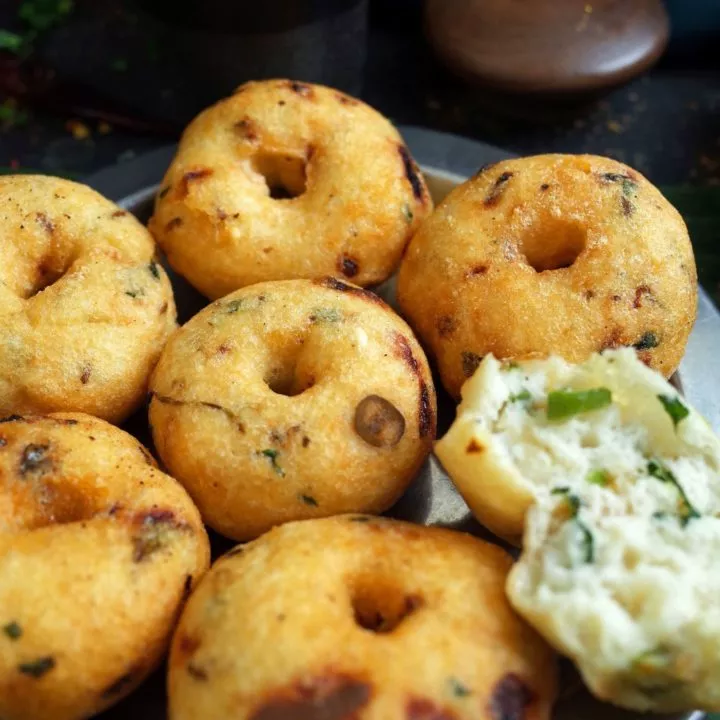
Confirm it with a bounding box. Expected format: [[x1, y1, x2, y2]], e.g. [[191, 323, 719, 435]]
[[149, 78, 432, 299], [0, 175, 177, 423], [168, 516, 557, 720], [149, 278, 436, 541], [0, 412, 209, 720], [397, 154, 697, 398]]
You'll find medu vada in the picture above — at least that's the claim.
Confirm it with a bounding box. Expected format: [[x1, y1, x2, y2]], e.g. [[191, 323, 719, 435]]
[[0, 175, 177, 423], [168, 515, 557, 720], [397, 154, 697, 398], [149, 278, 436, 541], [149, 78, 432, 299], [0, 412, 210, 720]]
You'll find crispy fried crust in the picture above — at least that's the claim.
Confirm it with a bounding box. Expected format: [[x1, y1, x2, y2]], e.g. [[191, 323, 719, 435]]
[[0, 175, 177, 423], [168, 516, 557, 720], [149, 79, 432, 299], [149, 279, 437, 541], [397, 155, 697, 398], [0, 413, 210, 720]]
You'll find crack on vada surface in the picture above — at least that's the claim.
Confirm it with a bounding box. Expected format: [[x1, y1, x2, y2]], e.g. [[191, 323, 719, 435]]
[[150, 394, 247, 433]]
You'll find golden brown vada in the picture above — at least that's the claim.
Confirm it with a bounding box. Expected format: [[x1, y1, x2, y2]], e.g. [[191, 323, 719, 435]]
[[149, 278, 436, 541], [0, 412, 210, 720], [149, 78, 432, 299], [397, 154, 697, 398], [0, 175, 177, 423], [168, 515, 557, 720]]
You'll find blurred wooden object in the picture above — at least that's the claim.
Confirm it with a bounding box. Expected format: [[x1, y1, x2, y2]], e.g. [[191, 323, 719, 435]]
[[425, 0, 669, 93]]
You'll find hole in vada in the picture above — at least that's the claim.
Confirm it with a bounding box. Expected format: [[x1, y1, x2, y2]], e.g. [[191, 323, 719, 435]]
[[266, 373, 309, 397], [351, 583, 422, 634], [25, 262, 67, 299], [519, 218, 587, 272], [264, 354, 314, 397], [251, 152, 307, 200]]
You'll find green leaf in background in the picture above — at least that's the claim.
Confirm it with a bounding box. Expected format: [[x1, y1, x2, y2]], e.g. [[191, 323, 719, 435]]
[[661, 185, 720, 309], [0, 29, 23, 51], [18, 0, 74, 32]]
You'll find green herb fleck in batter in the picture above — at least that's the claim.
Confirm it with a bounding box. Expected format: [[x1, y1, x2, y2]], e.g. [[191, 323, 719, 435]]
[[310, 308, 342, 323], [586, 469, 610, 487], [3, 621, 22, 640], [647, 459, 699, 526], [261, 449, 285, 477], [148, 261, 161, 279], [18, 656, 55, 678], [658, 395, 689, 429], [449, 677, 471, 697]]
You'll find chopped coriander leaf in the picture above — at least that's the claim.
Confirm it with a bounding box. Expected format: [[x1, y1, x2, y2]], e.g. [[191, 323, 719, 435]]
[[509, 389, 531, 403], [0, 29, 23, 51], [3, 621, 22, 640], [622, 178, 638, 197], [148, 261, 161, 279], [310, 307, 341, 323], [300, 494, 318, 506], [565, 494, 581, 517], [647, 459, 700, 526], [634, 332, 659, 350], [658, 395, 689, 429], [575, 519, 594, 563], [554, 490, 593, 562], [261, 449, 285, 477], [402, 204, 414, 223], [449, 677, 471, 697], [502, 360, 520, 370], [547, 387, 612, 421], [226, 299, 245, 313], [586, 469, 610, 486], [18, 656, 55, 677]]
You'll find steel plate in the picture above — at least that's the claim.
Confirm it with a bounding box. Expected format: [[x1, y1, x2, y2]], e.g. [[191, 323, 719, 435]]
[[83, 126, 715, 720]]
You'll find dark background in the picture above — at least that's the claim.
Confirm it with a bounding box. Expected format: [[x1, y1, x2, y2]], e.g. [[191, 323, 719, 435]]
[[1, 0, 719, 300]]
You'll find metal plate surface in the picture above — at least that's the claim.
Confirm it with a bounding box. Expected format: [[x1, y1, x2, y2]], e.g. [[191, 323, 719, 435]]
[[84, 127, 715, 720]]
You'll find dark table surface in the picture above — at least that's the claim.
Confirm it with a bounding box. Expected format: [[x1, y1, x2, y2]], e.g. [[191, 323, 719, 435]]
[[1, 0, 719, 305], [1, 4, 719, 718]]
